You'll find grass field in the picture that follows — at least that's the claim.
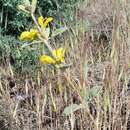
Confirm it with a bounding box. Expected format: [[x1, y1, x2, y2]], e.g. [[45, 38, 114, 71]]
[[0, 0, 130, 130]]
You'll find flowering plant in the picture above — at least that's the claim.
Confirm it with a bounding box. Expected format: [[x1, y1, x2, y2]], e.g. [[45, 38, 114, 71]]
[[18, 0, 68, 68]]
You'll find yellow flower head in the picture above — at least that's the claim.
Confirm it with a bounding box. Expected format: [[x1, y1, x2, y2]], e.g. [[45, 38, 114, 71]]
[[19, 29, 37, 41], [52, 47, 65, 63], [39, 55, 56, 64], [30, 29, 37, 36], [39, 47, 65, 65], [38, 16, 53, 28]]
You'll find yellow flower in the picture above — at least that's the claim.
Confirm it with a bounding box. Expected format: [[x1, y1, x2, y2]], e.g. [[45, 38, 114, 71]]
[[39, 55, 56, 64], [30, 29, 37, 36], [39, 47, 65, 65], [52, 47, 65, 63], [19, 29, 37, 41], [38, 16, 53, 28]]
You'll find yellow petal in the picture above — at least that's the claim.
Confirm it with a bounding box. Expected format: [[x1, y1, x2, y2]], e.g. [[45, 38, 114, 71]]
[[42, 17, 53, 28], [19, 31, 31, 41], [39, 55, 56, 64], [52, 47, 65, 63], [19, 29, 37, 41], [38, 16, 44, 27], [38, 16, 53, 28], [30, 29, 37, 38]]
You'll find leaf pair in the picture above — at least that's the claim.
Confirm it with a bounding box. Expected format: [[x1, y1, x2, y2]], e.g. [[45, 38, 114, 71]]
[[63, 86, 102, 116]]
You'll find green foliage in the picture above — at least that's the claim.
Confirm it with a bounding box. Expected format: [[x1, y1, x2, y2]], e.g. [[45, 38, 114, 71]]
[[38, 0, 78, 22], [80, 86, 102, 103], [63, 104, 84, 116], [0, 0, 78, 35], [0, 34, 38, 74], [12, 47, 38, 74], [63, 86, 102, 116], [0, 0, 75, 74], [0, 0, 30, 35], [0, 0, 80, 73], [51, 27, 68, 37]]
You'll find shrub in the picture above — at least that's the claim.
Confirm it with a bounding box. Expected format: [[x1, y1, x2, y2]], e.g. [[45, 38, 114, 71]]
[[0, 0, 78, 35], [0, 0, 30, 35], [0, 34, 38, 74]]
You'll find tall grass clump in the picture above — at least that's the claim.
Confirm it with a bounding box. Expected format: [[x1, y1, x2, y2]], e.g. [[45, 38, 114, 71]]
[[0, 0, 130, 130]]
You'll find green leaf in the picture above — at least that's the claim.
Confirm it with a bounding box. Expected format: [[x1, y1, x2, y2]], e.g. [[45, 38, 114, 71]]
[[85, 86, 102, 102], [17, 5, 30, 14], [31, 0, 37, 13], [63, 104, 84, 116], [51, 27, 68, 37], [20, 41, 42, 49], [80, 86, 102, 104], [89, 86, 102, 97]]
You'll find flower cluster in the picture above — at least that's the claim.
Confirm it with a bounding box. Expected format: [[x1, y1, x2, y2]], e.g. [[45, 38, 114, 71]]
[[19, 16, 53, 41], [39, 48, 65, 65], [19, 15, 66, 66], [38, 16, 53, 28]]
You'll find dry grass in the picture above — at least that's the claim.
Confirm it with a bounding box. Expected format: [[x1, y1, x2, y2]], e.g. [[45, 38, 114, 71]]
[[0, 0, 130, 130]]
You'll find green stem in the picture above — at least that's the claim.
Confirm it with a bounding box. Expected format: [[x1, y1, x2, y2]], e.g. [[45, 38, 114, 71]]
[[31, 13, 57, 59]]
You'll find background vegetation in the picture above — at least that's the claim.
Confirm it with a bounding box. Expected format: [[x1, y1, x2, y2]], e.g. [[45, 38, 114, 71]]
[[0, 0, 78, 35], [0, 0, 130, 130]]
